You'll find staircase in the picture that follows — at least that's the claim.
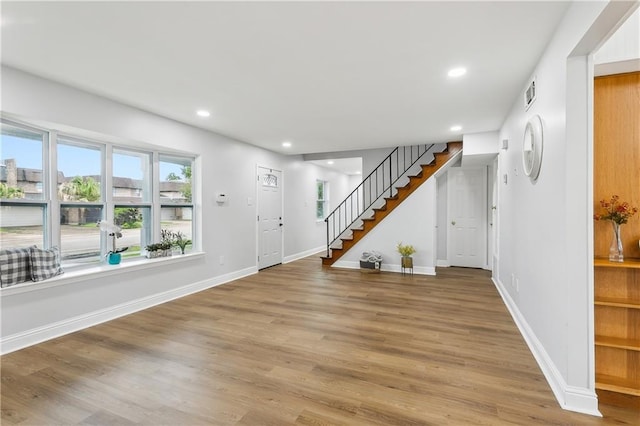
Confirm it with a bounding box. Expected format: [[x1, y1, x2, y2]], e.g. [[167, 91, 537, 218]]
[[322, 141, 462, 266]]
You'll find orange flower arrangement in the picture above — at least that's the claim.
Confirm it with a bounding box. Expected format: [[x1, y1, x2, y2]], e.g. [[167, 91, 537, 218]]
[[593, 195, 638, 225]]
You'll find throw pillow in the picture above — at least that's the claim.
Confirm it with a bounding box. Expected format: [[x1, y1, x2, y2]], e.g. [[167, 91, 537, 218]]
[[0, 246, 35, 287], [29, 246, 64, 282]]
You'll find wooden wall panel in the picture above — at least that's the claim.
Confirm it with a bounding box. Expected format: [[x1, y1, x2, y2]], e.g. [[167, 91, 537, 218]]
[[594, 268, 640, 302], [594, 72, 640, 259]]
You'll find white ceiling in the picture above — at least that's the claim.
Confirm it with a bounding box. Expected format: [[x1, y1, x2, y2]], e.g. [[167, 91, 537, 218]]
[[308, 157, 362, 176], [1, 1, 571, 156]]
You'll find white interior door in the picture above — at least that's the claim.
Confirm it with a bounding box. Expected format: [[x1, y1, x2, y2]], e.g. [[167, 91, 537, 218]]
[[447, 167, 487, 268], [258, 167, 283, 269]]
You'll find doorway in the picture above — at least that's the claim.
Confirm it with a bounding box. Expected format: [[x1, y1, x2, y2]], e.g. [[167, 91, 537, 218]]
[[447, 167, 487, 268], [257, 166, 283, 269]]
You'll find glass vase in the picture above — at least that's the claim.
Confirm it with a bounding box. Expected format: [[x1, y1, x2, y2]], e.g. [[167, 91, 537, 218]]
[[609, 221, 624, 262]]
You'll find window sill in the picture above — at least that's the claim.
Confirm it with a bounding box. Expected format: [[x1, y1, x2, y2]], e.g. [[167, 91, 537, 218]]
[[0, 252, 205, 296]]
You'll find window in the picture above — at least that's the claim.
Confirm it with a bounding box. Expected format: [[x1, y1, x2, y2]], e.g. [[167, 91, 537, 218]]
[[0, 205, 45, 249], [113, 149, 151, 203], [60, 206, 102, 264], [159, 156, 193, 253], [0, 118, 198, 271], [57, 138, 104, 264], [159, 156, 192, 204], [316, 180, 328, 220], [57, 139, 102, 202], [113, 149, 152, 258], [114, 207, 152, 258], [1, 121, 47, 250]]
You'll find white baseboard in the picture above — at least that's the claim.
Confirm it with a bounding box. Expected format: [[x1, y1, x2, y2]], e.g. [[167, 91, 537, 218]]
[[436, 259, 450, 267], [333, 260, 436, 276], [492, 277, 601, 417], [283, 246, 325, 264], [0, 266, 258, 355]]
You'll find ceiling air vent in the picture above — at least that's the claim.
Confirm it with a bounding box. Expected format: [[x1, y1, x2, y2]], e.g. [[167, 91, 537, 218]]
[[524, 76, 536, 111]]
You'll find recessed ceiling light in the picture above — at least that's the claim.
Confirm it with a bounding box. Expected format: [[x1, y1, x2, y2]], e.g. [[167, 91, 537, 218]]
[[447, 67, 467, 78], [450, 125, 462, 132], [196, 110, 210, 117], [327, 161, 334, 165], [282, 141, 292, 148]]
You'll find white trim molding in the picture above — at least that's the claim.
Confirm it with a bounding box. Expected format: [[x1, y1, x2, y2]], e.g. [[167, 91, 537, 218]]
[[283, 246, 325, 264], [492, 277, 601, 417]]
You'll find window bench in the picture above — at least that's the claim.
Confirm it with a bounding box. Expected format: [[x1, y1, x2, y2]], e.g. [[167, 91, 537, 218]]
[[0, 252, 205, 296]]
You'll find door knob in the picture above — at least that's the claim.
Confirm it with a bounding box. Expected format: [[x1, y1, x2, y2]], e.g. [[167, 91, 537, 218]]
[[451, 221, 456, 226]]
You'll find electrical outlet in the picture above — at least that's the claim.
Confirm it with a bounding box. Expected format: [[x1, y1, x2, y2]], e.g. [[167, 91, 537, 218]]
[[219, 255, 224, 265], [511, 273, 515, 288], [516, 278, 520, 292]]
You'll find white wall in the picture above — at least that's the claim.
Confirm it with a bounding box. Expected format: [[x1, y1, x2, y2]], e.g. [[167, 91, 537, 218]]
[[334, 177, 437, 275], [594, 7, 640, 64], [461, 131, 499, 167], [493, 0, 635, 416], [0, 66, 350, 351]]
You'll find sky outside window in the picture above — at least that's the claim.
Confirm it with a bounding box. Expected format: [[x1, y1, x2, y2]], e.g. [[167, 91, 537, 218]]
[[2, 135, 183, 181]]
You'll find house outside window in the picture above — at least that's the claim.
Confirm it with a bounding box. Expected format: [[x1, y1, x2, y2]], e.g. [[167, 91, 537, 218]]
[[316, 180, 329, 220]]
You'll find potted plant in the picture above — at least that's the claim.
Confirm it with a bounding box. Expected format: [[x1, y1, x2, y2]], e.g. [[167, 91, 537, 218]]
[[160, 229, 176, 257], [98, 220, 128, 264], [145, 243, 163, 258], [396, 242, 416, 271], [146, 229, 181, 258], [173, 231, 192, 255]]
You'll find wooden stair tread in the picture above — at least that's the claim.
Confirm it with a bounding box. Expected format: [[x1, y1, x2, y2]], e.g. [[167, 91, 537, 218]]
[[595, 335, 640, 351], [596, 375, 640, 396]]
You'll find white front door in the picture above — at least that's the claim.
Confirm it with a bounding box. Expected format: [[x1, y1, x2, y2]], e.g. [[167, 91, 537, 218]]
[[257, 167, 283, 269], [447, 167, 487, 268]]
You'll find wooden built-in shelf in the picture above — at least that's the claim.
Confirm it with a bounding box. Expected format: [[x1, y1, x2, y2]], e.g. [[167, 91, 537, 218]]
[[593, 72, 640, 411], [595, 335, 640, 351], [596, 375, 640, 397], [594, 258, 640, 269], [595, 297, 640, 309]]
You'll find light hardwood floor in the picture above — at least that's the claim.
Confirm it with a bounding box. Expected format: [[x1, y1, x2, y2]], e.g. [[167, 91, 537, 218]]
[[1, 257, 638, 425]]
